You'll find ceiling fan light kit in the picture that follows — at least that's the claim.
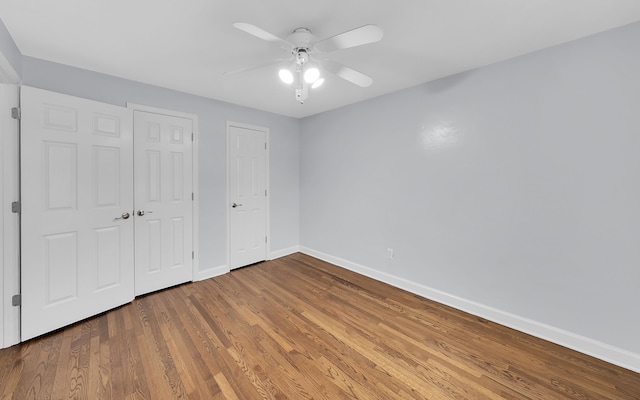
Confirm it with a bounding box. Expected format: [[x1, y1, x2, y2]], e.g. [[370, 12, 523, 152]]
[[229, 22, 383, 104], [311, 78, 325, 89], [279, 47, 324, 104], [304, 67, 320, 84], [278, 69, 294, 84]]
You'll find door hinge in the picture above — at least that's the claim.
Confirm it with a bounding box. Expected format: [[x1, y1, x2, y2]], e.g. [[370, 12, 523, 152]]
[[265, 142, 267, 150], [265, 236, 267, 243], [192, 251, 194, 260], [11, 201, 20, 213], [191, 132, 194, 142], [12, 294, 21, 306], [11, 107, 20, 120], [265, 189, 267, 197], [192, 192, 194, 201]]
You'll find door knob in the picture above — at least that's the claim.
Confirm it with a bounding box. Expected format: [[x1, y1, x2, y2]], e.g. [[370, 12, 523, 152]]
[[232, 203, 243, 208], [114, 212, 130, 221], [137, 210, 153, 216]]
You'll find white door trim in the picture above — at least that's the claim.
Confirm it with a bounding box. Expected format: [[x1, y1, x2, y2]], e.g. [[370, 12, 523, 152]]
[[0, 50, 20, 84], [226, 121, 270, 269], [0, 43, 21, 348], [0, 83, 20, 348], [127, 103, 199, 280]]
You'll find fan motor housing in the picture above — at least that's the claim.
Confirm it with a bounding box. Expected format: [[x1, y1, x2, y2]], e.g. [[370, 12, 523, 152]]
[[288, 28, 314, 48]]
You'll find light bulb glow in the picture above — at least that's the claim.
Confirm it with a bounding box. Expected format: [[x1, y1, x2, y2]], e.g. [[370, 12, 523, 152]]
[[304, 68, 320, 83], [279, 69, 294, 84], [311, 78, 324, 89]]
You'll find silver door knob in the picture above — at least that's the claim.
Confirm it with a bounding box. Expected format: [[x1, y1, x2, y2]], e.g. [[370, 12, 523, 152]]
[[137, 210, 153, 216], [114, 212, 130, 221], [232, 203, 243, 208]]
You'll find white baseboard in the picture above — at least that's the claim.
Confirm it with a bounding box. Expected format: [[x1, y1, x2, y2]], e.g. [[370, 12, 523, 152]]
[[193, 246, 300, 282], [270, 246, 300, 260], [194, 265, 229, 281], [299, 246, 640, 373]]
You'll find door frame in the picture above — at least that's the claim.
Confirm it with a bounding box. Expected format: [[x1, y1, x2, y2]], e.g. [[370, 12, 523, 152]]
[[128, 103, 200, 281], [0, 49, 21, 348], [226, 121, 270, 269]]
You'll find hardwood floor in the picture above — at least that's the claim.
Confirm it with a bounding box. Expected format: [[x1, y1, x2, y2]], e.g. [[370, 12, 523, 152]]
[[1, 253, 639, 399]]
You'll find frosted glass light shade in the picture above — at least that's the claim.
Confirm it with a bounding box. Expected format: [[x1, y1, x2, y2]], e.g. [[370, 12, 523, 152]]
[[311, 78, 324, 89], [304, 68, 320, 83], [279, 69, 294, 84]]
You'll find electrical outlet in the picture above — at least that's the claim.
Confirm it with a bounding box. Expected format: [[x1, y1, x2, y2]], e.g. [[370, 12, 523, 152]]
[[387, 248, 394, 259]]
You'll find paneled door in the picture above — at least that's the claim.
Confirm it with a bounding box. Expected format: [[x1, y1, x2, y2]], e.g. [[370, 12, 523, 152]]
[[20, 86, 134, 340], [134, 111, 193, 295], [228, 123, 267, 269]]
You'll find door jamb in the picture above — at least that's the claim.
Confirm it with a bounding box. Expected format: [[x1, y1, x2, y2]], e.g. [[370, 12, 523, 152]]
[[226, 121, 270, 270], [1, 84, 20, 348], [127, 103, 200, 281], [0, 53, 21, 347]]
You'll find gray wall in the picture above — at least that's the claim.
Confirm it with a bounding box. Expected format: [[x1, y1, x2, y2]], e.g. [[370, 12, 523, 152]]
[[21, 57, 300, 275], [300, 20, 640, 360]]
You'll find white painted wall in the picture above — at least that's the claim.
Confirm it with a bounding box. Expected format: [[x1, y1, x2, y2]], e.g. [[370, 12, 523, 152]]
[[20, 57, 301, 279], [300, 21, 640, 371]]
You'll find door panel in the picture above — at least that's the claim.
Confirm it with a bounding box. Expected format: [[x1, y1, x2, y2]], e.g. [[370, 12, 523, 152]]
[[21, 86, 134, 340], [134, 111, 193, 296], [229, 124, 267, 269]]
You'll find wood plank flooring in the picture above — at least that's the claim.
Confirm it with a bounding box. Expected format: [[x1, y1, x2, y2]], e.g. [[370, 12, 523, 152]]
[[1, 253, 639, 399]]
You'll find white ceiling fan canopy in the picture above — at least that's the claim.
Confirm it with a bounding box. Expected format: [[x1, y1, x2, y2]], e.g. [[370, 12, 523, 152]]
[[287, 28, 316, 49]]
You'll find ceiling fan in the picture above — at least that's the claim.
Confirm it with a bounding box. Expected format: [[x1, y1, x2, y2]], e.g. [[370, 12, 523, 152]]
[[226, 22, 383, 104]]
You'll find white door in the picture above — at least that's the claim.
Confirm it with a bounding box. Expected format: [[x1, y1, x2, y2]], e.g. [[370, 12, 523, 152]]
[[228, 123, 268, 269], [134, 111, 193, 295], [20, 86, 134, 340]]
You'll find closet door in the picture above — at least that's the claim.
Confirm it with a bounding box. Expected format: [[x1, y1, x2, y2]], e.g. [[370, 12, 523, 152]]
[[20, 86, 134, 340], [133, 110, 193, 296]]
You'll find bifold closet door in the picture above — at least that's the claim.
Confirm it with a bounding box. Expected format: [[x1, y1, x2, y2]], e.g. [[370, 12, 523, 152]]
[[20, 86, 134, 340]]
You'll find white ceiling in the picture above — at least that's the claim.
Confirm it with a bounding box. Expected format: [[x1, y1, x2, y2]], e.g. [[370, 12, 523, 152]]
[[2, 0, 640, 119]]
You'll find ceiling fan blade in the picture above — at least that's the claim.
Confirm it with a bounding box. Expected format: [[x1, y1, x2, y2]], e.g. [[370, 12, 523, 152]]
[[321, 60, 373, 87], [223, 58, 290, 76], [232, 22, 291, 47], [313, 24, 383, 53]]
